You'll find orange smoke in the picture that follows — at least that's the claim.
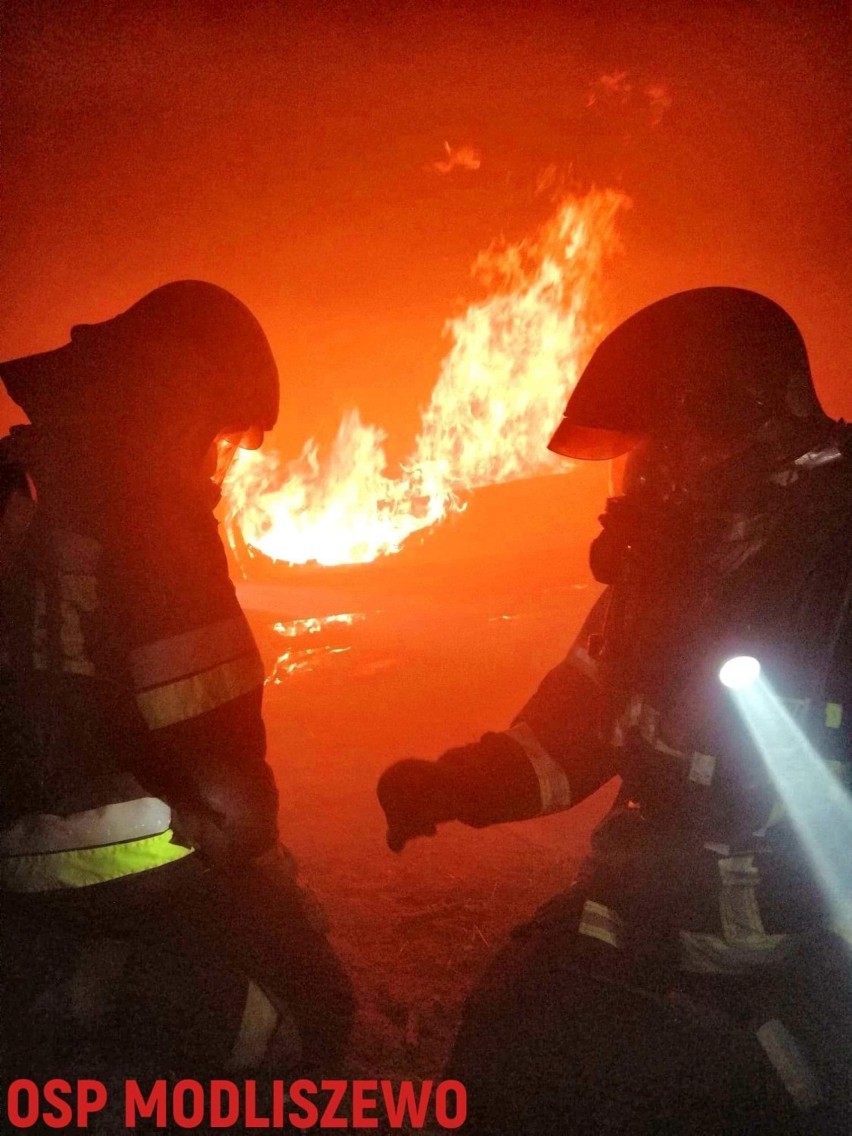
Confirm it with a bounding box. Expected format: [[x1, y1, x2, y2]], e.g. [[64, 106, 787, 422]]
[[223, 189, 628, 568]]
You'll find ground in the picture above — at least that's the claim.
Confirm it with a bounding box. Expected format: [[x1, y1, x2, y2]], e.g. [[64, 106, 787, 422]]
[[241, 475, 616, 1086]]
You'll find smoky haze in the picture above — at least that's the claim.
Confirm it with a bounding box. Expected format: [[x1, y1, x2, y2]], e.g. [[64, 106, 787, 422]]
[[4, 4, 851, 1091], [2, 0, 850, 461]]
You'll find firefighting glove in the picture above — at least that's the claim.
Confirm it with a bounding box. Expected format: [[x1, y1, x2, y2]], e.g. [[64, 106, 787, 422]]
[[377, 759, 461, 852]]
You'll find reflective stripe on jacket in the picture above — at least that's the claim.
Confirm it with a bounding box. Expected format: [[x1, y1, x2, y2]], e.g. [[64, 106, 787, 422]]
[[0, 797, 193, 891], [0, 828, 192, 891], [0, 443, 278, 885], [131, 616, 265, 730]]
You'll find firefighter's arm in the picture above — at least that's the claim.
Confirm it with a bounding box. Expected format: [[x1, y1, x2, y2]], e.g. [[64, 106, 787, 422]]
[[131, 677, 279, 864], [115, 507, 279, 865], [378, 592, 618, 851]]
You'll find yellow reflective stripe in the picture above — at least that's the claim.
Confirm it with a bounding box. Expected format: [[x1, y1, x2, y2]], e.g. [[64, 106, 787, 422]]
[[679, 931, 793, 974], [756, 1020, 823, 1109], [0, 829, 192, 892], [506, 722, 572, 815], [229, 981, 280, 1071], [825, 702, 843, 729], [688, 752, 716, 786], [130, 616, 257, 690], [716, 855, 787, 949], [578, 899, 623, 949], [678, 853, 789, 973], [718, 854, 763, 942], [136, 650, 264, 729]]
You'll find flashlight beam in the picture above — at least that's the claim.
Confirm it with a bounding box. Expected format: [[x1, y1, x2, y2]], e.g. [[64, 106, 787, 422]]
[[731, 679, 852, 938], [719, 655, 761, 690]]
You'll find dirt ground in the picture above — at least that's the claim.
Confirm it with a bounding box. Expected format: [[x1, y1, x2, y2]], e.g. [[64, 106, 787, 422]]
[[241, 474, 617, 1085]]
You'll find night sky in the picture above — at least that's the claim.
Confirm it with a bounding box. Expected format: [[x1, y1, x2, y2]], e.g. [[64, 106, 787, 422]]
[[2, 1, 850, 459]]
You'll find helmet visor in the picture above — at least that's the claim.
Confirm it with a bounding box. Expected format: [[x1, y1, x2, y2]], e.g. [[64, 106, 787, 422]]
[[210, 430, 259, 486]]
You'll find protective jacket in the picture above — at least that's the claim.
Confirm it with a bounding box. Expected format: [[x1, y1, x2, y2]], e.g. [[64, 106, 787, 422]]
[[439, 441, 852, 972], [0, 425, 277, 892], [0, 426, 354, 1074]]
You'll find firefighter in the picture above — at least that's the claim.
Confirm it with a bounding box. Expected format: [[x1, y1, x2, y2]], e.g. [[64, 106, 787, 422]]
[[0, 281, 354, 1076], [378, 288, 852, 1133]]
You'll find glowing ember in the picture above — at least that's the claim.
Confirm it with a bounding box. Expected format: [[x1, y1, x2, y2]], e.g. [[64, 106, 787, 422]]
[[266, 612, 366, 683], [266, 645, 352, 684], [224, 190, 628, 568], [272, 613, 366, 638]]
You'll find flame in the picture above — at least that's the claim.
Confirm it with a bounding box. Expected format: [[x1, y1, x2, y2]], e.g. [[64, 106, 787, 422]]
[[224, 189, 629, 568]]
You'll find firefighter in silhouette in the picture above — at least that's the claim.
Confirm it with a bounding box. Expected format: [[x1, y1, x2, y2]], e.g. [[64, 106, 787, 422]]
[[379, 288, 852, 1133], [0, 281, 354, 1075]]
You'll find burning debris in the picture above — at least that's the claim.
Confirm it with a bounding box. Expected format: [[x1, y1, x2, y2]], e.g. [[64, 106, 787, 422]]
[[266, 612, 367, 683], [223, 190, 628, 569]]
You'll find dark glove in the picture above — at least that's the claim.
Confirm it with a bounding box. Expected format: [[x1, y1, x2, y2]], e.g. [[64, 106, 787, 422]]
[[377, 759, 462, 852], [168, 763, 279, 867]]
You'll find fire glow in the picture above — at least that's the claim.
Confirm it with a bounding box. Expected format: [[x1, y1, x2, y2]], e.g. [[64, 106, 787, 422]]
[[266, 612, 366, 683], [223, 190, 628, 568]]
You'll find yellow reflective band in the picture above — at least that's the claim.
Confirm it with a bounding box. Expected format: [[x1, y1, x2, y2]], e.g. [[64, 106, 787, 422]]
[[0, 829, 192, 892], [679, 931, 794, 974], [688, 752, 717, 786], [229, 981, 280, 1071], [130, 616, 257, 691], [578, 899, 624, 949], [825, 702, 843, 729], [136, 650, 264, 730], [505, 722, 572, 815], [678, 853, 789, 974], [718, 855, 767, 945], [756, 1020, 823, 1110]]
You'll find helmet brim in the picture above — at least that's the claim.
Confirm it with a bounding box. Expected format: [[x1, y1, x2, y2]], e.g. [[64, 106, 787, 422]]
[[547, 419, 643, 460], [238, 425, 265, 450]]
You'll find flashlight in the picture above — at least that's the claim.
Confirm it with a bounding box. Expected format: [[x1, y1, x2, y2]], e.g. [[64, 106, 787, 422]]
[[719, 655, 761, 690]]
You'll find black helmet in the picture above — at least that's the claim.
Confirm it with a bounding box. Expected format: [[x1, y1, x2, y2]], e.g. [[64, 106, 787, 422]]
[[0, 280, 279, 448], [549, 287, 826, 461]]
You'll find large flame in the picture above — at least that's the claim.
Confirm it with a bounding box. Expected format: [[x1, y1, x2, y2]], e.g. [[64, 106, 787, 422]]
[[224, 189, 628, 567]]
